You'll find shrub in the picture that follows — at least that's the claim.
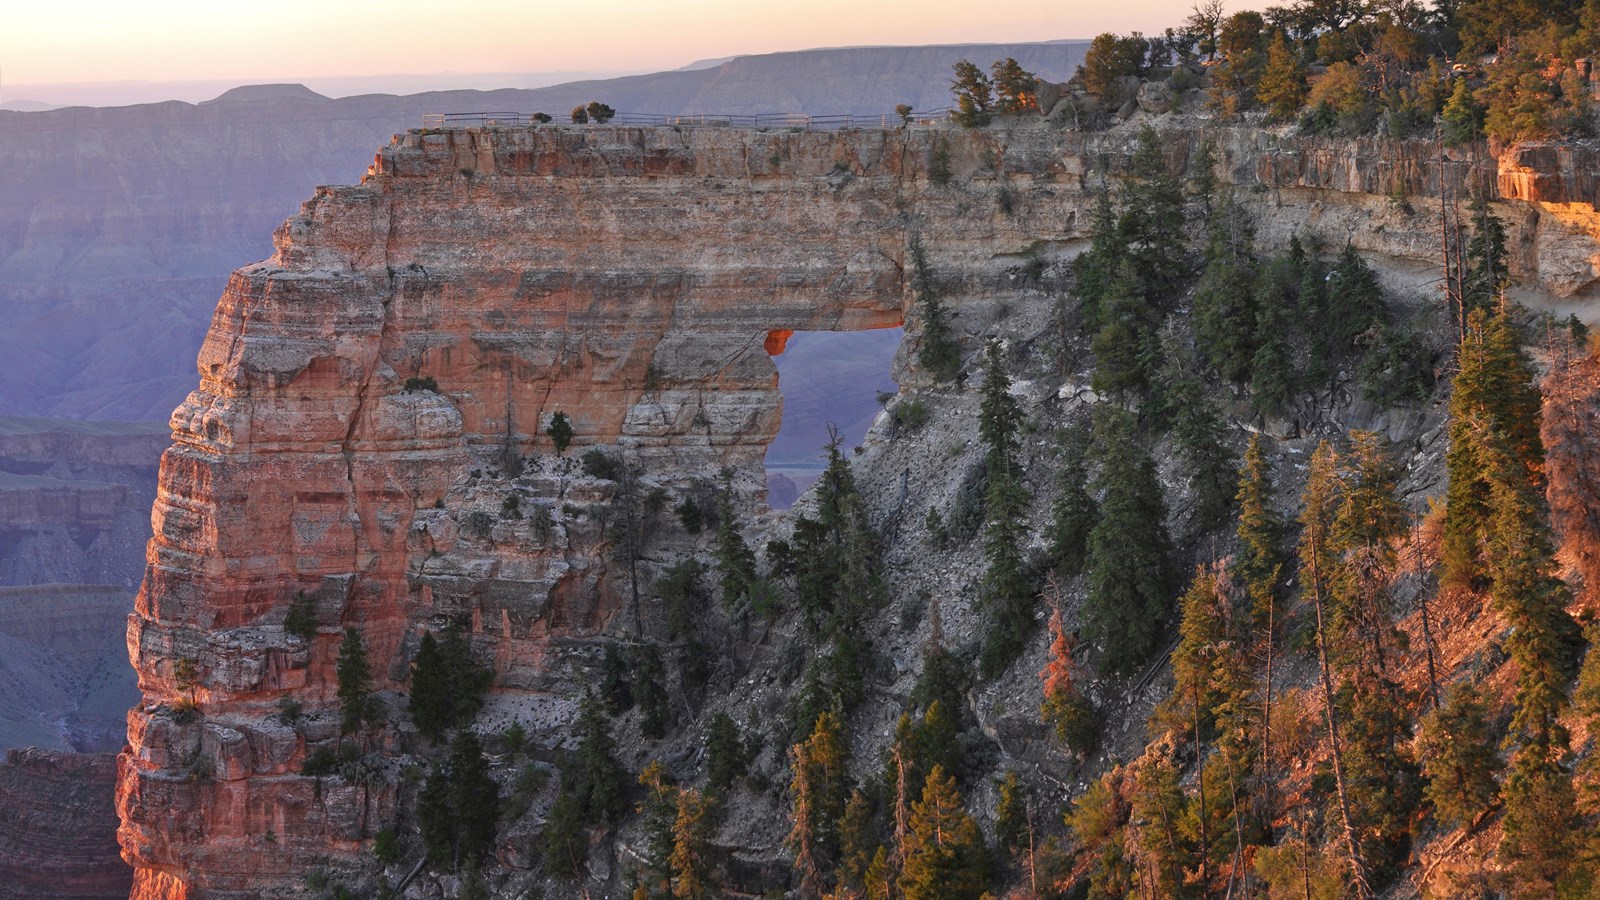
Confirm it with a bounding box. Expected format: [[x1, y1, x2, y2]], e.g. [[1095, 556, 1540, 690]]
[[402, 376, 438, 393], [586, 101, 615, 123], [676, 496, 704, 533], [570, 105, 589, 124], [373, 826, 400, 865], [284, 590, 317, 640], [892, 399, 929, 432], [531, 112, 553, 124], [580, 449, 618, 480], [896, 103, 914, 124], [546, 411, 574, 454]]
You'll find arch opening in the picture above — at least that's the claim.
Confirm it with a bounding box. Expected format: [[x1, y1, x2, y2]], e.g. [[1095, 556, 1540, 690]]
[[764, 327, 902, 509]]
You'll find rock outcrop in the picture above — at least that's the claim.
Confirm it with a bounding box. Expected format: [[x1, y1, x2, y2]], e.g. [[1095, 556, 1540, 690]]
[[119, 121, 1600, 897], [0, 748, 133, 899]]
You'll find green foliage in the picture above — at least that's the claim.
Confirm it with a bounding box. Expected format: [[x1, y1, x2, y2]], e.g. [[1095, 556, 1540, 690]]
[[994, 770, 1029, 856], [787, 711, 852, 895], [573, 691, 629, 823], [1418, 683, 1501, 831], [284, 590, 317, 640], [1047, 425, 1098, 579], [336, 627, 376, 737], [1084, 407, 1173, 674], [1443, 307, 1545, 588], [705, 712, 748, 793], [417, 731, 501, 872], [1442, 77, 1485, 145], [541, 787, 589, 878], [910, 239, 961, 382], [897, 767, 989, 900], [1079, 32, 1148, 98], [896, 103, 914, 124], [669, 787, 718, 898], [714, 475, 757, 609], [950, 60, 994, 127], [546, 411, 574, 454], [675, 496, 704, 533], [586, 101, 615, 123], [580, 448, 618, 480], [977, 340, 1035, 677], [634, 645, 670, 739], [408, 625, 493, 741], [991, 58, 1040, 112], [657, 559, 706, 638], [1257, 36, 1309, 120], [373, 826, 400, 865]]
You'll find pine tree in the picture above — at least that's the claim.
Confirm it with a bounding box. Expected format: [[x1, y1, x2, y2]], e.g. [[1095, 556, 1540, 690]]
[[574, 691, 629, 823], [910, 239, 961, 382], [1091, 260, 1155, 400], [1118, 126, 1190, 305], [705, 712, 747, 793], [409, 627, 448, 739], [1127, 749, 1192, 896], [897, 767, 988, 900], [542, 786, 589, 878], [991, 58, 1040, 112], [978, 340, 1034, 676], [1041, 603, 1097, 755], [788, 711, 851, 898], [1047, 424, 1098, 579], [950, 61, 994, 127], [1298, 442, 1372, 898], [1417, 683, 1500, 831], [1085, 406, 1173, 674], [1249, 257, 1299, 420], [1235, 434, 1284, 785], [417, 730, 501, 872], [1443, 306, 1544, 587], [670, 788, 716, 899], [714, 472, 757, 609], [1158, 327, 1236, 530], [1193, 195, 1261, 385], [837, 788, 879, 887], [638, 760, 678, 891], [336, 627, 374, 738], [1064, 768, 1133, 897], [1257, 36, 1309, 120], [994, 770, 1029, 857]]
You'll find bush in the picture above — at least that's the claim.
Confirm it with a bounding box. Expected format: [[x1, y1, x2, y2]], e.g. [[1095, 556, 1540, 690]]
[[531, 112, 553, 124], [892, 399, 929, 432], [402, 376, 438, 393], [570, 105, 589, 124], [581, 449, 618, 480], [546, 411, 574, 454], [284, 590, 317, 640], [676, 496, 704, 533], [373, 826, 400, 865], [586, 101, 615, 123], [896, 103, 914, 124]]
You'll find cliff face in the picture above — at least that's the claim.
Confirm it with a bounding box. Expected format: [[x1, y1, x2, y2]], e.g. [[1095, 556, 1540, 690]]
[[119, 122, 1600, 897], [0, 748, 132, 899]]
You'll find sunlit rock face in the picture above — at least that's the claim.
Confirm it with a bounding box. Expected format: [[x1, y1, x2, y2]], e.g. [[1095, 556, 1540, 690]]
[[117, 121, 1600, 897]]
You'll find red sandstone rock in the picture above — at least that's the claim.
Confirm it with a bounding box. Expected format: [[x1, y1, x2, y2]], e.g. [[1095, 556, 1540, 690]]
[[0, 748, 133, 899]]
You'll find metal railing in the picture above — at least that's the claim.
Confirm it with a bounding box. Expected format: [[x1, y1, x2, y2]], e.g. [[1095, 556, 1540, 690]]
[[420, 108, 960, 131]]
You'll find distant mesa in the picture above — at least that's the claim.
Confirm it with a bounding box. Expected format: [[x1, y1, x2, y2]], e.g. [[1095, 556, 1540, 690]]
[[200, 83, 331, 105], [0, 99, 56, 112]]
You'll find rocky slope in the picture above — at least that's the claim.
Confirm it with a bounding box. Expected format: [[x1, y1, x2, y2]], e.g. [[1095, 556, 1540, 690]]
[[0, 748, 132, 899], [119, 118, 1600, 898]]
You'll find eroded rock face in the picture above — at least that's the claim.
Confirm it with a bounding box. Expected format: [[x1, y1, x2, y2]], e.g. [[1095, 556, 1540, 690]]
[[119, 122, 1600, 897], [0, 748, 132, 899]]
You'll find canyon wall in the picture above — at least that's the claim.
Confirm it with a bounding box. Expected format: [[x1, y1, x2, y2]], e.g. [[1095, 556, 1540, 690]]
[[119, 121, 1600, 897], [0, 748, 132, 899]]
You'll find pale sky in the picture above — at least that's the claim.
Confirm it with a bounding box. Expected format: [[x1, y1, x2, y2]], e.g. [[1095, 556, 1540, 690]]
[[3, 0, 1200, 89]]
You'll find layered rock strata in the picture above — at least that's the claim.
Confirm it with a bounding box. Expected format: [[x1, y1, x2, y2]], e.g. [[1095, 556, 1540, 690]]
[[0, 748, 133, 899], [120, 122, 1600, 898]]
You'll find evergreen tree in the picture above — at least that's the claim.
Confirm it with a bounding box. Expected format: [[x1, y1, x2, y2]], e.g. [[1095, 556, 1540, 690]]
[[547, 411, 574, 454], [714, 472, 757, 609], [1235, 434, 1285, 786], [1257, 36, 1309, 120], [1128, 749, 1193, 896], [1064, 768, 1133, 897], [409, 631, 450, 740], [670, 788, 717, 899], [977, 339, 1034, 675], [635, 645, 670, 739], [1041, 604, 1098, 755], [910, 239, 961, 382], [897, 767, 988, 900], [1193, 195, 1261, 384], [542, 787, 589, 878], [1085, 406, 1173, 674], [837, 788, 879, 888], [417, 731, 501, 872], [1047, 424, 1098, 579], [1442, 77, 1485, 144], [788, 711, 852, 897], [336, 627, 374, 738], [1091, 260, 1156, 400], [1249, 257, 1299, 419], [1073, 188, 1121, 330], [1117, 127, 1190, 305], [1157, 327, 1236, 530], [994, 770, 1029, 857], [638, 761, 677, 892], [1443, 306, 1544, 588], [574, 691, 629, 823], [705, 712, 747, 793], [991, 58, 1040, 112], [1298, 442, 1371, 897], [950, 61, 994, 126], [1417, 683, 1500, 831]]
